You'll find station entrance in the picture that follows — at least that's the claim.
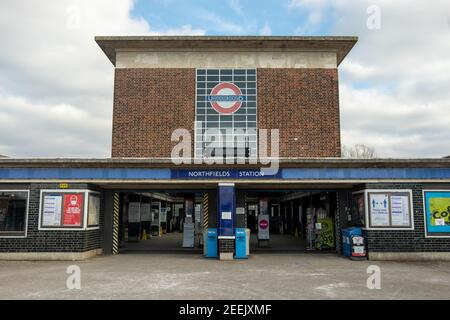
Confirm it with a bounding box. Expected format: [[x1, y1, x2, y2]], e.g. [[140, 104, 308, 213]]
[[117, 189, 209, 253], [112, 186, 339, 255], [242, 190, 337, 252]]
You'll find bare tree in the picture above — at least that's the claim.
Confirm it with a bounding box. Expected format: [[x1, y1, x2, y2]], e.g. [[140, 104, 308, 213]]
[[342, 144, 377, 159]]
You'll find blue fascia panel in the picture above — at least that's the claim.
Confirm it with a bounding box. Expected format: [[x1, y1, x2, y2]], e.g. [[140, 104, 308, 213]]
[[0, 168, 171, 180], [0, 167, 449, 181], [282, 168, 450, 180]]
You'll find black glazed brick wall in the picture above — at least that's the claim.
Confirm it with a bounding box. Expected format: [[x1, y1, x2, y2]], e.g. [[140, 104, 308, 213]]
[[363, 183, 450, 252], [0, 183, 103, 253]]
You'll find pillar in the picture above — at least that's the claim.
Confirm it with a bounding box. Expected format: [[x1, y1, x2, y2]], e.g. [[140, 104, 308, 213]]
[[217, 183, 236, 260]]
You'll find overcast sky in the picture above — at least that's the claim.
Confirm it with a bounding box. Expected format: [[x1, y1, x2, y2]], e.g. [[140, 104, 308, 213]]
[[0, 0, 449, 158]]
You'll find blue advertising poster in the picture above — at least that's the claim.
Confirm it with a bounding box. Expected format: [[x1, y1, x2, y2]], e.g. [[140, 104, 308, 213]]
[[424, 191, 450, 236]]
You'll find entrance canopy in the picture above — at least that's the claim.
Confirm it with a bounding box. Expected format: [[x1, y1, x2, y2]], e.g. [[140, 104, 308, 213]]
[[0, 158, 449, 186]]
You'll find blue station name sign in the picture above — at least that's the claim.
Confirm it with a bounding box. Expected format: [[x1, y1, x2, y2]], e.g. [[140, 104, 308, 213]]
[[171, 169, 282, 179]]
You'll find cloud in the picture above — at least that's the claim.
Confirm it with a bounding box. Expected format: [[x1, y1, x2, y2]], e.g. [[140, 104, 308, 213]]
[[287, 0, 329, 10], [0, 0, 204, 157], [259, 22, 272, 36], [159, 24, 206, 36], [2, 0, 450, 159], [198, 9, 244, 33], [229, 0, 244, 16], [289, 0, 450, 157]]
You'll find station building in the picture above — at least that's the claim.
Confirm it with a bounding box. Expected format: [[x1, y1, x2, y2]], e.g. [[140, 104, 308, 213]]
[[1, 36, 450, 261]]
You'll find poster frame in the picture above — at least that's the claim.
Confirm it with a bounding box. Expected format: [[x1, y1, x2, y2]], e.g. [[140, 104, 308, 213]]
[[356, 189, 414, 231], [87, 191, 101, 229], [423, 189, 450, 238], [39, 189, 99, 231]]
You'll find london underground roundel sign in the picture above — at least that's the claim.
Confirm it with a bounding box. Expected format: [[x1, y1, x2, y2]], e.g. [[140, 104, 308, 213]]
[[259, 219, 269, 230], [207, 82, 244, 114]]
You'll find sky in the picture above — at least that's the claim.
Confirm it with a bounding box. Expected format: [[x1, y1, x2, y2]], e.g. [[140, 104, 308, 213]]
[[0, 0, 449, 158]]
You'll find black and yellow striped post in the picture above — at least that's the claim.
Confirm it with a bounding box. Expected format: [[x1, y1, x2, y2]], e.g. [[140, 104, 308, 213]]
[[203, 192, 209, 230], [112, 192, 120, 255]]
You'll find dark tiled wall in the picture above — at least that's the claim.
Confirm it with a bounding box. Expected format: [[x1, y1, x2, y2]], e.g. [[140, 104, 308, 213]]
[[362, 183, 450, 252], [0, 183, 103, 253]]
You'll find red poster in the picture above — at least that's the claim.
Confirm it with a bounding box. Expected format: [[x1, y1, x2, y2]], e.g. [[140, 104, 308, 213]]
[[63, 193, 83, 226]]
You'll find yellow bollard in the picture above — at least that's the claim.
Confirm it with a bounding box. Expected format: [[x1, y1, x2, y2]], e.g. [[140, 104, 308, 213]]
[[141, 229, 148, 240]]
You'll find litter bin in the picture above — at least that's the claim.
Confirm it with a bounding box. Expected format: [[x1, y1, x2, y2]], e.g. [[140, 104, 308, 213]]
[[341, 227, 366, 259], [205, 228, 218, 258], [350, 235, 366, 259], [235, 228, 247, 259]]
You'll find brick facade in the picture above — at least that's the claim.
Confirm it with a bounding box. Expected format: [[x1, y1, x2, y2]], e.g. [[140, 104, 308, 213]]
[[111, 68, 341, 158], [112, 68, 196, 158], [258, 68, 341, 157]]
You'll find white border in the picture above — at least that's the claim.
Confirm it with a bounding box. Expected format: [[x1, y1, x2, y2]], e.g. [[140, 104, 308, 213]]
[[353, 189, 414, 231], [422, 189, 450, 238], [38, 189, 99, 231], [0, 190, 30, 238]]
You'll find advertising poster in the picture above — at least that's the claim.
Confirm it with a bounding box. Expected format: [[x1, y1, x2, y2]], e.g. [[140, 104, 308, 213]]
[[390, 194, 411, 227], [259, 199, 268, 216], [128, 202, 141, 223], [424, 191, 450, 236], [315, 217, 334, 249], [88, 194, 100, 226], [258, 214, 270, 240], [160, 207, 167, 222], [369, 193, 390, 226], [63, 193, 83, 227], [42, 194, 62, 226], [140, 203, 152, 222]]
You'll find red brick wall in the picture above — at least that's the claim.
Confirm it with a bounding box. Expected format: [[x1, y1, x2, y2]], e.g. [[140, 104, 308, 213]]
[[258, 68, 341, 157], [112, 68, 196, 157], [112, 68, 340, 158]]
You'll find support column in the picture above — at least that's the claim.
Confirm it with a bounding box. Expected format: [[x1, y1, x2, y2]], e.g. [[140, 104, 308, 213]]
[[204, 190, 218, 258], [218, 183, 236, 260], [236, 190, 246, 229], [112, 192, 120, 255], [203, 192, 209, 231], [103, 191, 120, 255]]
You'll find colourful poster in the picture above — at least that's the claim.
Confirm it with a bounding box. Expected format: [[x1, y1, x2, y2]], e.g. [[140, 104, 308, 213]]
[[316, 217, 334, 249], [63, 193, 83, 227], [369, 193, 390, 226], [424, 191, 450, 235]]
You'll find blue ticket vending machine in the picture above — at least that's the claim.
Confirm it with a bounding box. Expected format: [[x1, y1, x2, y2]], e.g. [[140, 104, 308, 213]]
[[235, 228, 247, 259], [205, 228, 218, 258]]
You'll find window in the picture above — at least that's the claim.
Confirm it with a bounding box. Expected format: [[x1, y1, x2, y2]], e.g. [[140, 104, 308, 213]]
[[0, 190, 29, 237], [352, 192, 366, 226], [88, 193, 100, 227]]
